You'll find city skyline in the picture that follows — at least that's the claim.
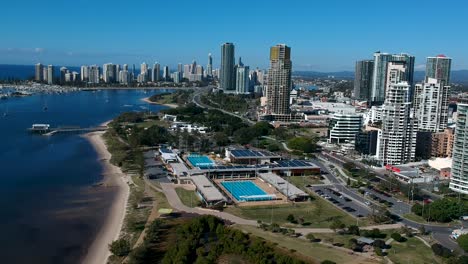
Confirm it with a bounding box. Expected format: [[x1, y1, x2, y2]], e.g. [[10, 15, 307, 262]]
[[2, 0, 468, 71]]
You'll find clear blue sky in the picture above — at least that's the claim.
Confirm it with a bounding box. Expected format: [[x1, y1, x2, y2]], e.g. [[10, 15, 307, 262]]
[[2, 0, 467, 71]]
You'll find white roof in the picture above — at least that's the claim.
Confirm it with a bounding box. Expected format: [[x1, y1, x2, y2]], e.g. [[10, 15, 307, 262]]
[[191, 175, 226, 202], [428, 158, 452, 170], [258, 172, 308, 198], [170, 162, 190, 177]]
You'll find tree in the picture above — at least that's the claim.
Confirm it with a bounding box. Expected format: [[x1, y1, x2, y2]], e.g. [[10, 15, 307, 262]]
[[109, 238, 131, 256], [373, 239, 386, 249], [213, 132, 229, 146], [458, 234, 468, 252], [347, 225, 360, 236], [347, 177, 351, 186], [321, 261, 336, 264]]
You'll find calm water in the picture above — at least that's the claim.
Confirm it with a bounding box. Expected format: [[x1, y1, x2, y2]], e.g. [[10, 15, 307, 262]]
[[0, 89, 169, 263]]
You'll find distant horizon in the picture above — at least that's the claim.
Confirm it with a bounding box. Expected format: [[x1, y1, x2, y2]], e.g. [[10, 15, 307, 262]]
[[2, 0, 467, 71], [2, 63, 468, 73]]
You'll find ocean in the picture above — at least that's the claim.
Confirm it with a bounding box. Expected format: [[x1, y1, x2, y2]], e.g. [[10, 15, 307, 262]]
[[0, 89, 170, 263]]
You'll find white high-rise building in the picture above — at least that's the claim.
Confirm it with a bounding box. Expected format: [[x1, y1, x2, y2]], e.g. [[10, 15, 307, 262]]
[[414, 78, 450, 132], [89, 65, 100, 84], [183, 64, 190, 78], [42, 67, 48, 83], [378, 61, 417, 165], [328, 113, 363, 144], [80, 65, 89, 82], [35, 63, 43, 81], [450, 101, 468, 194], [119, 70, 129, 84], [235, 58, 249, 94], [371, 52, 415, 103], [47, 65, 54, 85]]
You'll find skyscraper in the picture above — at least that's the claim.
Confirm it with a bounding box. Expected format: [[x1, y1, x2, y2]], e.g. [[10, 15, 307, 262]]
[[35, 63, 43, 82], [449, 100, 468, 194], [152, 63, 160, 82], [354, 60, 374, 101], [414, 78, 450, 132], [60, 67, 68, 84], [426, 55, 452, 87], [47, 65, 54, 85], [265, 44, 292, 115], [89, 65, 100, 84], [183, 64, 190, 79], [81, 65, 89, 82], [370, 52, 415, 104], [235, 57, 249, 94], [163, 66, 170, 81], [379, 62, 417, 165], [106, 63, 118, 83], [177, 63, 183, 73], [206, 53, 213, 77], [190, 60, 197, 74], [219, 43, 236, 91]]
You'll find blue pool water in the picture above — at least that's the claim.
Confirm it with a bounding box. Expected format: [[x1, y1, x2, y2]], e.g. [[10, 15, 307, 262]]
[[187, 155, 214, 168], [221, 181, 274, 201]]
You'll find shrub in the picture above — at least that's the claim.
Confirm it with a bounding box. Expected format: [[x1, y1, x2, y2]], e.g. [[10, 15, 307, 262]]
[[374, 247, 384, 256], [306, 233, 316, 242], [432, 243, 453, 258], [459, 235, 468, 252], [391, 232, 405, 242], [321, 261, 336, 264], [109, 238, 131, 256], [373, 239, 386, 249]]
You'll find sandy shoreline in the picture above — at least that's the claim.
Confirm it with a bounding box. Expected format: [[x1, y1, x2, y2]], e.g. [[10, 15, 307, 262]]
[[81, 129, 130, 264], [141, 97, 178, 108]]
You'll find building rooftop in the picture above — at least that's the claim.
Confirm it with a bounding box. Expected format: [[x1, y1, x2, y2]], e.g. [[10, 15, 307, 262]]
[[258, 172, 308, 199], [191, 175, 226, 202], [229, 149, 281, 159]]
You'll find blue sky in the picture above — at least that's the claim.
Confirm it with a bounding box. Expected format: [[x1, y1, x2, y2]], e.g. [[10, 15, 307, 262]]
[[1, 0, 467, 71]]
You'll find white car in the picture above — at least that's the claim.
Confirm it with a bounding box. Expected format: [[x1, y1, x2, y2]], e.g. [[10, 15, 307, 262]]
[[365, 201, 371, 206]]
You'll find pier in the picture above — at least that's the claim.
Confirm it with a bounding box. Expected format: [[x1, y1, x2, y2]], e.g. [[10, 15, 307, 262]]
[[28, 124, 107, 136]]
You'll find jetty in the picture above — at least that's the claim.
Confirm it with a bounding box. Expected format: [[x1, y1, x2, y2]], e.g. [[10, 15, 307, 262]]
[[28, 124, 107, 136]]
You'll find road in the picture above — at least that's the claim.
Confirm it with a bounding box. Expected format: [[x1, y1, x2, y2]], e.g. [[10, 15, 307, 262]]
[[313, 156, 461, 251], [192, 88, 256, 125]]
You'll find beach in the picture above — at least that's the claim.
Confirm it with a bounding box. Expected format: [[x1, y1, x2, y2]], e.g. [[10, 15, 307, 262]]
[[81, 130, 130, 264], [141, 97, 178, 108]]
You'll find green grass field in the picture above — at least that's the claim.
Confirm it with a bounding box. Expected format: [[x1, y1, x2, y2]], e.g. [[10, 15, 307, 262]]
[[287, 175, 323, 189], [224, 198, 363, 228], [175, 187, 200, 208], [386, 237, 443, 264], [235, 225, 376, 264]]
